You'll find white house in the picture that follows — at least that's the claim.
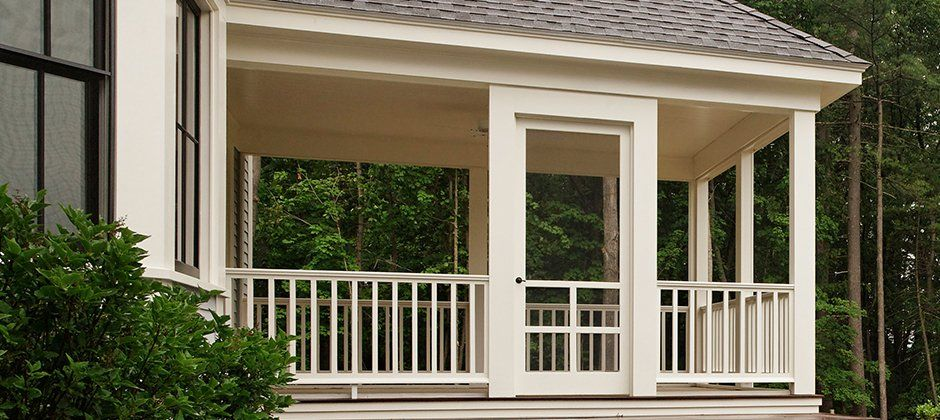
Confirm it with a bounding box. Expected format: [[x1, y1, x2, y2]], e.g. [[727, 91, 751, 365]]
[[0, 0, 867, 417]]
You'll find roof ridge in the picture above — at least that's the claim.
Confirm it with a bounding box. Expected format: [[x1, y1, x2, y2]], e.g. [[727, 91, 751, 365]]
[[715, 0, 867, 64]]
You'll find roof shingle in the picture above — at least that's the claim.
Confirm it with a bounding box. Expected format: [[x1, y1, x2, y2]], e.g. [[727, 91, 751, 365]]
[[263, 0, 868, 66]]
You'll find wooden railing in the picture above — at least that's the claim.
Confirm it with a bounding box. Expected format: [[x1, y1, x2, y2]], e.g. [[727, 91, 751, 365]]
[[657, 281, 794, 384], [227, 268, 488, 385]]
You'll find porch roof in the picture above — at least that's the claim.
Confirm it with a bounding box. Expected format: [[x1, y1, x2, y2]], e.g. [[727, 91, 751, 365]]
[[260, 0, 867, 67]]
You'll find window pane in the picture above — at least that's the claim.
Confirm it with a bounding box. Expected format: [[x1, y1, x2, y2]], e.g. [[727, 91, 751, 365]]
[[0, 63, 37, 197], [51, 0, 94, 66], [184, 7, 197, 132], [44, 74, 86, 228], [176, 1, 183, 123], [0, 0, 43, 53]]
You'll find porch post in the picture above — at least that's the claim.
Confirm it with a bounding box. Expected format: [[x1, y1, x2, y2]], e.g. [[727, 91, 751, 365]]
[[468, 167, 488, 374], [631, 111, 660, 397], [691, 178, 711, 283], [487, 87, 525, 397], [789, 110, 816, 395], [688, 177, 710, 377], [736, 152, 755, 284]]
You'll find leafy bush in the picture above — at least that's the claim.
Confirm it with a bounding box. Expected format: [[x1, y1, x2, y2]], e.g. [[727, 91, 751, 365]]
[[0, 187, 294, 418], [816, 289, 872, 412], [917, 402, 940, 420]]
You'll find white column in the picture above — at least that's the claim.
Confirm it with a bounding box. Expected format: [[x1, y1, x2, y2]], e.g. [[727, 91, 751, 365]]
[[630, 110, 660, 397], [735, 151, 755, 386], [790, 110, 816, 395], [736, 152, 755, 284], [688, 178, 709, 377], [487, 87, 525, 397], [692, 179, 710, 283], [468, 167, 488, 374], [206, 4, 228, 289]]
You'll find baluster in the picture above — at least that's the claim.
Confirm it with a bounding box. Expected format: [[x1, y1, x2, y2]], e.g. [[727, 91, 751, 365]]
[[431, 284, 438, 373], [311, 279, 317, 374], [372, 281, 378, 373], [288, 279, 296, 373], [568, 287, 577, 372], [300, 305, 306, 372], [451, 283, 457, 373], [392, 281, 399, 374], [469, 284, 476, 374], [267, 279, 275, 339], [772, 291, 779, 374], [245, 278, 254, 329], [705, 289, 712, 374], [722, 290, 729, 373], [412, 282, 418, 373], [660, 307, 666, 370], [330, 280, 338, 373], [738, 290, 746, 374], [756, 290, 763, 374], [688, 289, 696, 374], [672, 289, 678, 373]]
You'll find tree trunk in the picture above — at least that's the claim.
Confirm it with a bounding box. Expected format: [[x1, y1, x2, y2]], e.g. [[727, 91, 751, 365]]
[[602, 177, 619, 284], [846, 87, 867, 418], [916, 221, 939, 404], [602, 176, 618, 370], [929, 220, 936, 297], [876, 94, 888, 420]]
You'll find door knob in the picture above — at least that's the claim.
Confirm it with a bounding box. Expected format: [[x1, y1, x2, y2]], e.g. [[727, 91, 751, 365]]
[[515, 277, 526, 284]]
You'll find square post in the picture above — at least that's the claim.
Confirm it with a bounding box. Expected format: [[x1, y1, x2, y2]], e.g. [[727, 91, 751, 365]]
[[736, 151, 755, 284], [486, 87, 526, 397], [630, 109, 659, 397], [789, 110, 816, 395], [689, 178, 709, 377]]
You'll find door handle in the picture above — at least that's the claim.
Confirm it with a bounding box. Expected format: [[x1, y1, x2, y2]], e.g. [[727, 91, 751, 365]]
[[515, 277, 526, 284]]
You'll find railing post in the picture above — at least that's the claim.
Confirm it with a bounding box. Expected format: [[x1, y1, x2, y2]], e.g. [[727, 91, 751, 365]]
[[790, 110, 816, 394]]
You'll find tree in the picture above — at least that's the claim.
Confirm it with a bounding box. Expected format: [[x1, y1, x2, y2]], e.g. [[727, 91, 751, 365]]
[[0, 187, 294, 418]]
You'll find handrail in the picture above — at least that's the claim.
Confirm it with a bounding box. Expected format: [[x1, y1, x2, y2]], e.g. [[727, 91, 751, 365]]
[[226, 267, 489, 284], [657, 280, 794, 291]]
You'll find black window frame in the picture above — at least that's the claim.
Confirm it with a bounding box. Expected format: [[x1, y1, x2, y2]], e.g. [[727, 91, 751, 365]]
[[175, 0, 202, 277], [0, 0, 113, 225]]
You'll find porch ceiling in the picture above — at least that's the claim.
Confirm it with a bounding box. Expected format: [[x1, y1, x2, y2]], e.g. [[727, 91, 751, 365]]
[[228, 68, 760, 178]]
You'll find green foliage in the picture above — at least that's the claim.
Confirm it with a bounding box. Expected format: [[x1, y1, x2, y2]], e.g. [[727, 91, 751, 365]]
[[0, 186, 294, 418], [916, 402, 940, 420], [254, 158, 468, 273], [816, 290, 873, 412], [526, 174, 605, 281]]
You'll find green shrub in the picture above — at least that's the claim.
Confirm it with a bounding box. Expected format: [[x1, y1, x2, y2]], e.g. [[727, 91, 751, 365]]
[[917, 402, 940, 420], [0, 186, 294, 418]]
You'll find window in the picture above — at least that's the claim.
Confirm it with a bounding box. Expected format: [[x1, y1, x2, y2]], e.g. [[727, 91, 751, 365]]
[[0, 0, 111, 227], [175, 0, 201, 276]]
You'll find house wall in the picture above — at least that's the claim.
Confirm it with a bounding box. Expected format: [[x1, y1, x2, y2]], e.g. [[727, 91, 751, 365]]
[[114, 0, 228, 298]]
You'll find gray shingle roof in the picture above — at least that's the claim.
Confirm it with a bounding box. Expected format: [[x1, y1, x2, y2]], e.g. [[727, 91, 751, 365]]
[[263, 0, 868, 66]]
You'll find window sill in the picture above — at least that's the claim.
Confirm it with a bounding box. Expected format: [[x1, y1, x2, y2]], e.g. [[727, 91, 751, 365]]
[[143, 266, 225, 293]]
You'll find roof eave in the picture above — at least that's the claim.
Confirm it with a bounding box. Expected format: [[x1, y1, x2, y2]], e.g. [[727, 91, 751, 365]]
[[233, 0, 870, 80]]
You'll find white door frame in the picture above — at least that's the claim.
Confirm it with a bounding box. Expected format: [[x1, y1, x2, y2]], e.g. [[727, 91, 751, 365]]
[[516, 118, 630, 395], [488, 86, 659, 397]]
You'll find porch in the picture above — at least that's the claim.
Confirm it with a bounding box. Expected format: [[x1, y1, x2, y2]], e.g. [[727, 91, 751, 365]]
[[225, 67, 814, 400]]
